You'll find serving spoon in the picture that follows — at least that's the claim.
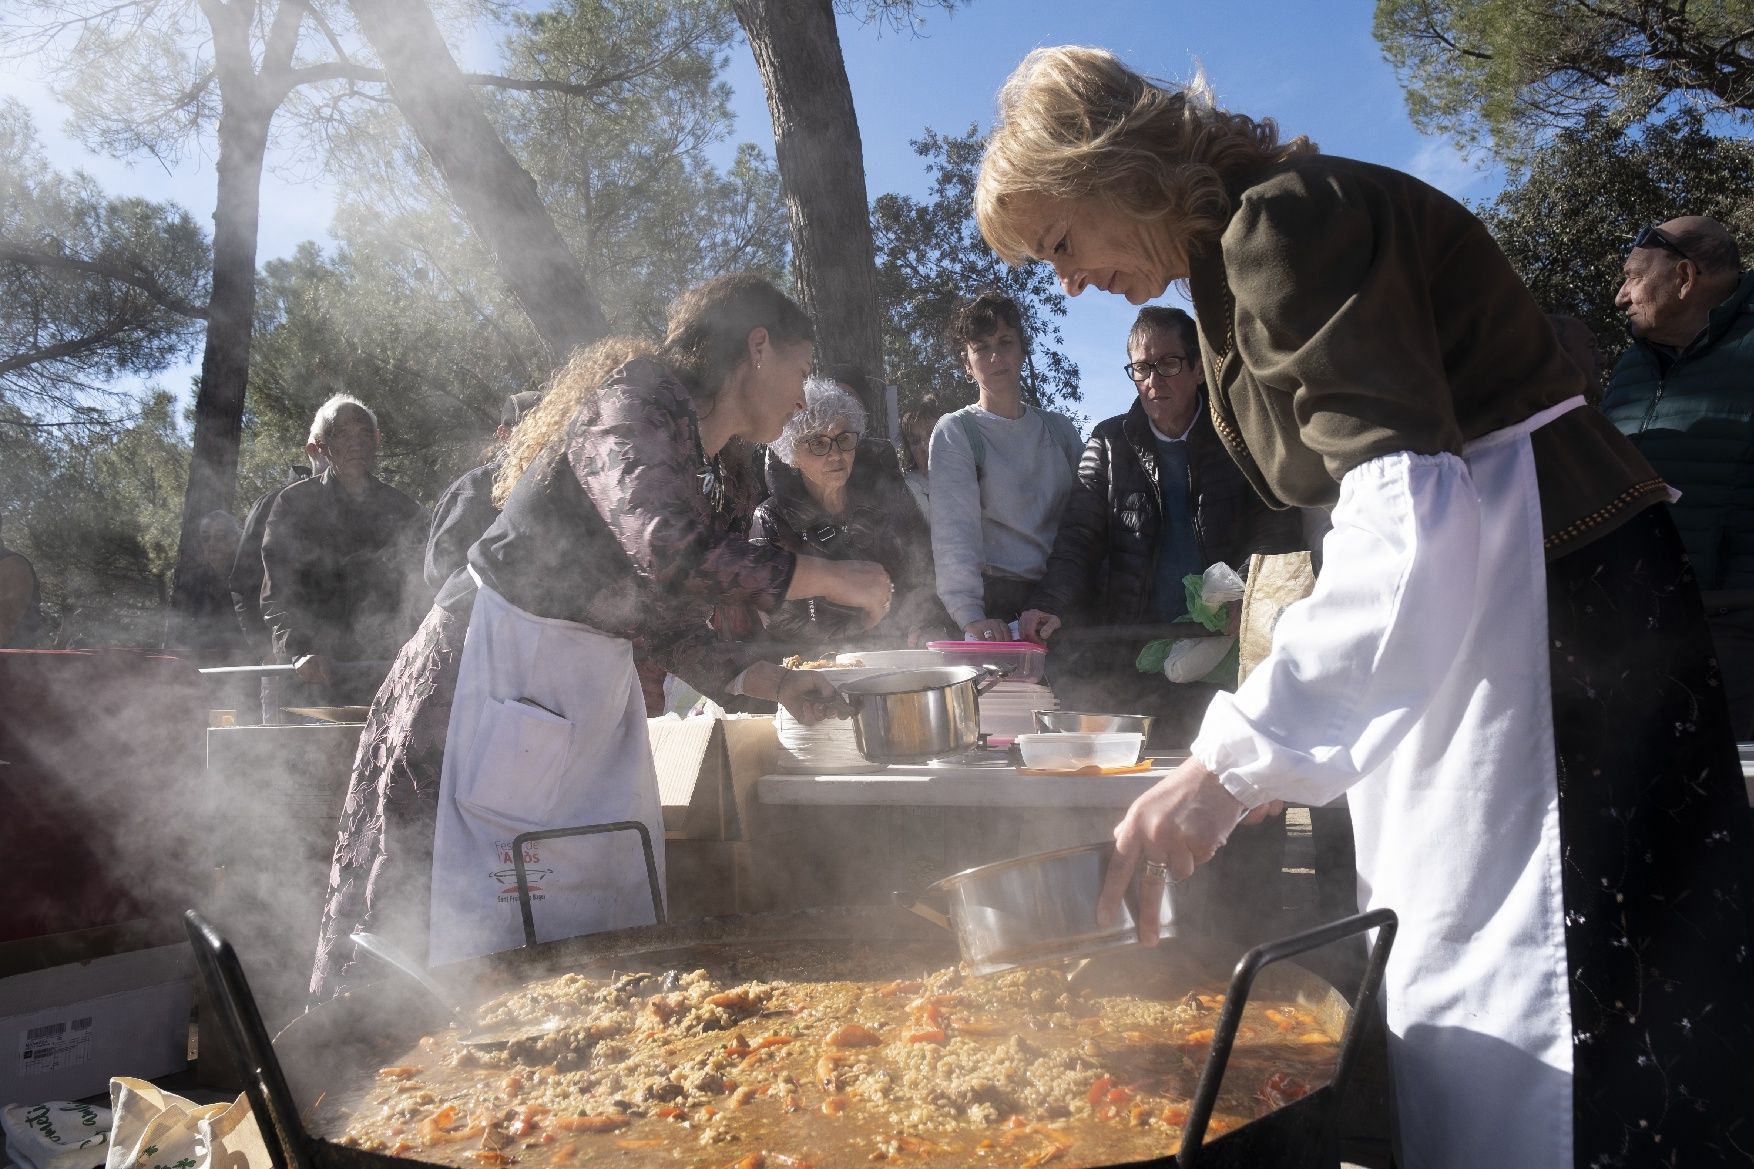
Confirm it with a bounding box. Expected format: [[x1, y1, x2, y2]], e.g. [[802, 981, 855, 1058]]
[[348, 931, 561, 1048]]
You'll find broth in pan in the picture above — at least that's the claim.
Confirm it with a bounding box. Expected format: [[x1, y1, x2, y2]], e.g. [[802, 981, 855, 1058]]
[[324, 941, 1340, 1168]]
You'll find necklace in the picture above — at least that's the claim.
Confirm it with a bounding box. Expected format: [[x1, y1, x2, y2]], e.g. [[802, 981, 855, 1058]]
[[697, 455, 727, 513], [688, 411, 729, 514]]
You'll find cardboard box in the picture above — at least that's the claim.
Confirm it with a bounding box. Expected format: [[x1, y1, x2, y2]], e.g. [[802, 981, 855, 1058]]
[[648, 714, 777, 841], [0, 945, 192, 1106], [0, 921, 176, 984]]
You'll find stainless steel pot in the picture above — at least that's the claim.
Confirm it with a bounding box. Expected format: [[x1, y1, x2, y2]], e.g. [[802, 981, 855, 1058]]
[[918, 840, 1210, 975], [837, 664, 1006, 763], [1032, 709, 1156, 736]]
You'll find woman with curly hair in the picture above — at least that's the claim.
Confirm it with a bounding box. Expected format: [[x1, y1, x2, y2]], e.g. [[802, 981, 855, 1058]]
[[975, 46, 1753, 1169], [310, 275, 892, 1000]]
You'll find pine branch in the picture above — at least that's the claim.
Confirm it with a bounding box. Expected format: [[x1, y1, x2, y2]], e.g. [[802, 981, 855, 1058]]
[[0, 244, 209, 320]]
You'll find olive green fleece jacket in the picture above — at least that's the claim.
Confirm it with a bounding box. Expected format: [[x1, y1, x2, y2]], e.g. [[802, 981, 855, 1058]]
[[1185, 153, 1667, 561]]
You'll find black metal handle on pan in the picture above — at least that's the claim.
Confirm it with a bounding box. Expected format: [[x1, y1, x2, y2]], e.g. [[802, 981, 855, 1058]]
[[183, 910, 309, 1169], [1177, 907, 1398, 1166], [513, 820, 666, 948]]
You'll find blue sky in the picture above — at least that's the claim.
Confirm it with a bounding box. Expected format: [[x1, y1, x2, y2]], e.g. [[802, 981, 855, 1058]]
[[3, 0, 1501, 432]]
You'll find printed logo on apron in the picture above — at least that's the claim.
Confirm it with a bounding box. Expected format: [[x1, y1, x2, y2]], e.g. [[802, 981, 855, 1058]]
[[428, 577, 666, 967]]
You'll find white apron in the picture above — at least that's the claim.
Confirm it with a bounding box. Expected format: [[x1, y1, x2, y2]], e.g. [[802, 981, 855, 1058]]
[[1349, 397, 1584, 1169], [426, 576, 665, 967], [1196, 395, 1593, 1168]]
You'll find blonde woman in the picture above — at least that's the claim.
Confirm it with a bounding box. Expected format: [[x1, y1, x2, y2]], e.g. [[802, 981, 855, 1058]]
[[975, 46, 1752, 1169], [310, 275, 891, 1001]]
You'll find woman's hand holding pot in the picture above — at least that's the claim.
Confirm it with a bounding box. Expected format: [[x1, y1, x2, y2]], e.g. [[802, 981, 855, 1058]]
[[775, 669, 850, 726], [1098, 757, 1256, 945], [738, 661, 849, 725]]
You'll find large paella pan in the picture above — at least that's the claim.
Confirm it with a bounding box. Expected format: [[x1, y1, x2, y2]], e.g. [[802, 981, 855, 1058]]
[[186, 904, 1391, 1169]]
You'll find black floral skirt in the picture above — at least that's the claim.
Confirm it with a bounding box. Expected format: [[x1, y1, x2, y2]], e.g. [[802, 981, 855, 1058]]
[[308, 603, 468, 1003], [1548, 504, 1754, 1166]]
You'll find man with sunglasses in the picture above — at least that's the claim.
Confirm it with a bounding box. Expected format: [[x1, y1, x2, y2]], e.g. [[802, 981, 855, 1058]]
[[1602, 216, 1754, 736]]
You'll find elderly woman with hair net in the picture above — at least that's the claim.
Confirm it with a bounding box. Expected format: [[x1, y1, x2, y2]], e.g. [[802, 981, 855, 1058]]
[[972, 44, 1754, 1169], [753, 376, 952, 655]]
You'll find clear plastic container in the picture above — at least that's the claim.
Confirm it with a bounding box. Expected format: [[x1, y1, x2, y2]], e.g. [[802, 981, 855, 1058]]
[[927, 640, 1048, 685], [1016, 732, 1144, 771]]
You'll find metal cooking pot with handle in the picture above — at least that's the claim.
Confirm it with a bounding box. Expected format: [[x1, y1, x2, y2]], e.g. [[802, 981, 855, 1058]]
[[836, 664, 1007, 763], [896, 840, 1207, 975]]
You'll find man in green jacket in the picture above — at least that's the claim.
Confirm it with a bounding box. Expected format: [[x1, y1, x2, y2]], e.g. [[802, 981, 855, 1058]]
[[1602, 216, 1754, 737]]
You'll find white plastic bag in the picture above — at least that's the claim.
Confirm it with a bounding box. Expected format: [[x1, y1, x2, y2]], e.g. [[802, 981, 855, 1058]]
[[1197, 562, 1245, 609], [104, 1078, 269, 1169], [1162, 635, 1236, 683]]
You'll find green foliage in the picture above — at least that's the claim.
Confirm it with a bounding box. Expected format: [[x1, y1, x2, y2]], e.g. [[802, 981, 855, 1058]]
[[1, 391, 192, 646], [1476, 110, 1754, 370], [499, 0, 792, 335], [242, 0, 792, 502], [0, 100, 209, 426], [871, 126, 1081, 415], [6, 0, 793, 640], [243, 225, 546, 504], [833, 0, 966, 35], [1375, 0, 1754, 163], [0, 101, 204, 645]]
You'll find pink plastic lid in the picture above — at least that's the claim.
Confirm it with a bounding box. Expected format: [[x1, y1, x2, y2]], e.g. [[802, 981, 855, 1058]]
[[928, 640, 1046, 654]]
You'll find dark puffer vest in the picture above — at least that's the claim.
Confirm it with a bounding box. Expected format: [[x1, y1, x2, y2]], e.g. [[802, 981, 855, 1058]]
[[1601, 272, 1754, 591], [1028, 398, 1304, 623], [751, 440, 952, 652]]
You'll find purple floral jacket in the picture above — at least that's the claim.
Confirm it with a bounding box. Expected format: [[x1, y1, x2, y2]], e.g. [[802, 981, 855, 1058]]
[[459, 357, 795, 699]]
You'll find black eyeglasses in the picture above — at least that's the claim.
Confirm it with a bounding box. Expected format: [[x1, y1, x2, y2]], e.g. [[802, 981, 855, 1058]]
[[801, 430, 859, 457], [1631, 224, 1694, 263], [1122, 356, 1188, 382]]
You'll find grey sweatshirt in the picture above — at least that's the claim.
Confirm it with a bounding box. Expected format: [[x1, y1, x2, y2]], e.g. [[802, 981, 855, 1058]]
[[928, 404, 1083, 626]]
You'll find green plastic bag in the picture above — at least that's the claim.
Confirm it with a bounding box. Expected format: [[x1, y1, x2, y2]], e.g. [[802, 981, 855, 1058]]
[[1134, 569, 1240, 687]]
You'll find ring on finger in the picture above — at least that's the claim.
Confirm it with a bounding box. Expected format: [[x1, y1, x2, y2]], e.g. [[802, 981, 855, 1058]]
[[1141, 859, 1172, 883]]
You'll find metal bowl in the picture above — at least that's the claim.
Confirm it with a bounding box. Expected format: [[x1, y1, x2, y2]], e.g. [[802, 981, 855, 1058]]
[[925, 841, 1206, 975], [1032, 709, 1156, 737]]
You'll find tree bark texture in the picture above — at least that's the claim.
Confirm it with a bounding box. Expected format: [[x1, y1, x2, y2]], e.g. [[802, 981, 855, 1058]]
[[349, 0, 609, 364], [178, 98, 268, 557], [731, 0, 886, 420], [171, 0, 302, 605]]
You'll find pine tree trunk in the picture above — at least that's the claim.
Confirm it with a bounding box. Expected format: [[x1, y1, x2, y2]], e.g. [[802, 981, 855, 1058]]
[[731, 0, 886, 419], [170, 89, 270, 602], [350, 0, 609, 362], [170, 0, 308, 607]]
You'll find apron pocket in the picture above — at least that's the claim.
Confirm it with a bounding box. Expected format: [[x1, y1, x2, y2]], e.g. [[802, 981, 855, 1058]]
[[455, 697, 575, 828]]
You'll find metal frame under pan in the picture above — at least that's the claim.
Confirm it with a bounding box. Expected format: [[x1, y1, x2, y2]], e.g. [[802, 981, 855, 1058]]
[[185, 904, 1394, 1169]]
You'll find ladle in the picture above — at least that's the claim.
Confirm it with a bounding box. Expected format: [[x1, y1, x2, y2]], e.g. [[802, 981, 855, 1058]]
[[348, 931, 561, 1048]]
